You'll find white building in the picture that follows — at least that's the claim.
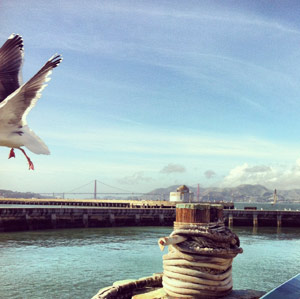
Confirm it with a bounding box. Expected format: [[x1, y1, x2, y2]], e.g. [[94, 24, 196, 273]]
[[169, 185, 194, 202]]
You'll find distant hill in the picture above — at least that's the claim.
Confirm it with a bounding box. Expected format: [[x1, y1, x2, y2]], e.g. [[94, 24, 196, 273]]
[[143, 185, 180, 201], [146, 184, 300, 203], [0, 189, 48, 199], [2, 184, 300, 203]]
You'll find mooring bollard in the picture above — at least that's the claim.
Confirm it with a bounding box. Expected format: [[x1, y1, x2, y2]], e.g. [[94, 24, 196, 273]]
[[158, 203, 243, 298]]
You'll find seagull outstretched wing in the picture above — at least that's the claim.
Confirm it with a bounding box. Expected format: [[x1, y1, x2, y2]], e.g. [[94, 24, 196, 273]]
[[0, 54, 62, 127]]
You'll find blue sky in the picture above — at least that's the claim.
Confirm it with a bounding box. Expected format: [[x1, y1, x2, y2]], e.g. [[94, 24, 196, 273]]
[[2, 0, 300, 194]]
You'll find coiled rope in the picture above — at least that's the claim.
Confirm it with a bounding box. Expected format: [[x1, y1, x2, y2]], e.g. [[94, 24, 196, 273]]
[[159, 223, 243, 298]]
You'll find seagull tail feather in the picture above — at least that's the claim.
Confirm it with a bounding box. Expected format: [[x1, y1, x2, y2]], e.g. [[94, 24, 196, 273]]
[[22, 125, 50, 155]]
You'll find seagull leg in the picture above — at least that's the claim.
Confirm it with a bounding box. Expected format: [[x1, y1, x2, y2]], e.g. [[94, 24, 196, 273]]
[[8, 148, 15, 159], [18, 148, 34, 170]]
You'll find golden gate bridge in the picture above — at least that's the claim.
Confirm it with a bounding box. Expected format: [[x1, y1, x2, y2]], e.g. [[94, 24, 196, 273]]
[[38, 179, 169, 200]]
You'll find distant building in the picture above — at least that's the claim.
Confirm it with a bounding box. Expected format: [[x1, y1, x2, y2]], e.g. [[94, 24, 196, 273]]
[[169, 185, 194, 202]]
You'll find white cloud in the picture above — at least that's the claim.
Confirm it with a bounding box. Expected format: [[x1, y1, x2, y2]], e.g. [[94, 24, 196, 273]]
[[117, 171, 154, 185], [221, 160, 300, 190], [160, 163, 186, 174], [2, 123, 300, 192]]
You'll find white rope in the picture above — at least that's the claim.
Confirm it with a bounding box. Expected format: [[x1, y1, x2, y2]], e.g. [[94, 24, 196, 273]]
[[159, 223, 243, 298]]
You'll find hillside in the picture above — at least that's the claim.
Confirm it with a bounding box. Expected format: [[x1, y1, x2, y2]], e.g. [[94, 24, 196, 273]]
[[147, 184, 300, 203], [2, 184, 300, 202], [0, 189, 47, 199]]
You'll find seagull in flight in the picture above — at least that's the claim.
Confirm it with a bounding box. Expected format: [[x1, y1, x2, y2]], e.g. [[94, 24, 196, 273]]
[[0, 34, 62, 170]]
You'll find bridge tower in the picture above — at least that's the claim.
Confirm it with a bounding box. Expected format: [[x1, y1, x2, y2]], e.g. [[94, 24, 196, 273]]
[[94, 180, 97, 199]]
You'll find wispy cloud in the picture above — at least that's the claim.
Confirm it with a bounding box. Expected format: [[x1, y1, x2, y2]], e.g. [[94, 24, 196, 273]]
[[42, 125, 300, 162], [117, 171, 154, 185], [204, 170, 216, 179], [160, 163, 186, 174], [50, 2, 300, 36], [12, 1, 299, 115]]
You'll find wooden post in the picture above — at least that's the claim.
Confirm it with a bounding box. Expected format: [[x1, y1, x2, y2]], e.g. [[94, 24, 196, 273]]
[[83, 214, 89, 228], [253, 214, 258, 227], [162, 202, 239, 298], [210, 204, 224, 222], [135, 214, 141, 224], [109, 213, 115, 225], [159, 213, 164, 225], [25, 214, 33, 230], [253, 225, 258, 234], [277, 215, 282, 227], [176, 203, 210, 223], [0, 217, 3, 232], [51, 213, 57, 229], [174, 204, 212, 229], [228, 213, 233, 227]]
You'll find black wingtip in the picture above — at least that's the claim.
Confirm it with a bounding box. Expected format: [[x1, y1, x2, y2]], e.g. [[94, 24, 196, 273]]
[[7, 33, 24, 51], [48, 54, 63, 67]]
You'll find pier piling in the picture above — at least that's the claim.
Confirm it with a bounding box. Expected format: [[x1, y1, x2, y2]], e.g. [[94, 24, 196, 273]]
[[277, 215, 282, 227], [253, 214, 258, 227], [228, 213, 233, 227], [109, 213, 115, 225], [83, 214, 89, 228], [135, 214, 141, 224], [51, 213, 57, 229], [159, 214, 164, 225], [160, 204, 242, 298]]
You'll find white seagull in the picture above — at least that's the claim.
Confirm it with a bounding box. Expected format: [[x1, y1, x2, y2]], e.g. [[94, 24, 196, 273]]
[[0, 34, 62, 170]]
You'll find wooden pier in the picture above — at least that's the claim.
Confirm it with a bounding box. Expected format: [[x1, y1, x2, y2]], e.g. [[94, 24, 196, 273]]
[[0, 198, 300, 231], [0, 205, 175, 231], [224, 209, 300, 227]]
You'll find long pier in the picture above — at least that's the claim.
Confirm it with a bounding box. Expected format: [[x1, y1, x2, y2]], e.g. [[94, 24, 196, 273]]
[[225, 209, 300, 227], [0, 198, 300, 231]]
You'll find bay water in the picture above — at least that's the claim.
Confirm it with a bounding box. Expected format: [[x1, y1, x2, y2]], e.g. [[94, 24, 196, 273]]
[[1, 226, 300, 298]]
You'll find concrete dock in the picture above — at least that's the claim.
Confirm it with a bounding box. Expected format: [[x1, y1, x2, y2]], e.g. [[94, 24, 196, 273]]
[[225, 209, 300, 227], [0, 198, 300, 231]]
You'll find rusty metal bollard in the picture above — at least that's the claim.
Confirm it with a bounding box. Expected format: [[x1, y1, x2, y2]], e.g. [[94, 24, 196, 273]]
[[159, 203, 243, 298]]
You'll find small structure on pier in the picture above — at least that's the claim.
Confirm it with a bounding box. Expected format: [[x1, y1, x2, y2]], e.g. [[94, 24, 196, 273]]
[[169, 185, 194, 203]]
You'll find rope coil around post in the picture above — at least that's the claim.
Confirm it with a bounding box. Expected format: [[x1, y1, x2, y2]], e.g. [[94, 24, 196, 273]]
[[158, 204, 243, 298]]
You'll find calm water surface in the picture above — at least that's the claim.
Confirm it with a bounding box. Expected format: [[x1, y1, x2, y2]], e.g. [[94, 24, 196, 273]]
[[0, 226, 300, 299]]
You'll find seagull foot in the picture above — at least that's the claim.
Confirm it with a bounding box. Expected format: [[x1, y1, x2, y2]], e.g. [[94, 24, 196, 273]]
[[28, 159, 34, 170], [8, 148, 15, 159], [18, 148, 34, 170]]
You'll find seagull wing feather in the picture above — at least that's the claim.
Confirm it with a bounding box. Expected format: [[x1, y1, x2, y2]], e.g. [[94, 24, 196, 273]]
[[0, 34, 24, 103], [0, 54, 62, 127]]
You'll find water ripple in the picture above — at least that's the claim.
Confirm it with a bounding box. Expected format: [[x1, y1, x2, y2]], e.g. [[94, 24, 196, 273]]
[[0, 226, 299, 298]]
